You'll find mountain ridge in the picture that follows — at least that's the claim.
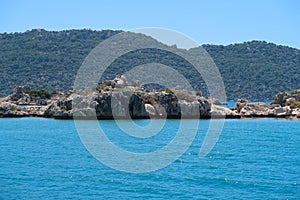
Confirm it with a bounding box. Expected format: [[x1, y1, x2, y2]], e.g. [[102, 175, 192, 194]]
[[1, 29, 299, 101]]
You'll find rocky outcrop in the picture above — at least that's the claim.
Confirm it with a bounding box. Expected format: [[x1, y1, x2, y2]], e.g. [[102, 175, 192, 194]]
[[0, 102, 27, 117], [233, 91, 299, 119], [210, 104, 240, 118], [235, 99, 249, 112], [272, 90, 300, 107], [2, 86, 31, 104], [44, 96, 73, 119], [41, 88, 240, 119], [1, 84, 299, 120], [1, 85, 52, 106], [0, 101, 50, 117]]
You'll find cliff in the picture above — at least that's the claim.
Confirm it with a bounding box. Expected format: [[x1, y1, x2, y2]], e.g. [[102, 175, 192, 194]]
[[0, 78, 299, 120], [0, 77, 238, 119]]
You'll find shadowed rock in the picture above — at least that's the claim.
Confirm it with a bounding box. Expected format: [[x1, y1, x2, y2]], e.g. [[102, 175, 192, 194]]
[[1, 84, 299, 120]]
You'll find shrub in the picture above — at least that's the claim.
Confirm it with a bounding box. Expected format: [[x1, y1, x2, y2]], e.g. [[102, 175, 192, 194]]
[[29, 89, 51, 99], [165, 88, 174, 94], [106, 81, 112, 86], [290, 102, 300, 109], [291, 90, 300, 95]]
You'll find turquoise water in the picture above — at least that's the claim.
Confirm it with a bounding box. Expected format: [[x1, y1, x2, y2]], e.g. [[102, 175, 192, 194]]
[[1, 118, 299, 199], [225, 101, 271, 108], [225, 101, 237, 108]]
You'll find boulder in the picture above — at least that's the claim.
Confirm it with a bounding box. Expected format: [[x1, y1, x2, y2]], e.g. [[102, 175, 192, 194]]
[[291, 108, 300, 118], [285, 97, 296, 106], [198, 96, 211, 117], [273, 106, 291, 117], [44, 96, 73, 119], [272, 90, 300, 106], [210, 104, 240, 118], [0, 102, 27, 117], [235, 99, 249, 112], [179, 100, 200, 118], [129, 94, 148, 118], [145, 104, 156, 116], [11, 86, 30, 100], [156, 93, 180, 117], [239, 102, 272, 117]]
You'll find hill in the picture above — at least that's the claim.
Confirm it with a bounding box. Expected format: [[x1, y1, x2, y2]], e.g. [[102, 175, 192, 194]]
[[0, 29, 299, 101], [203, 41, 300, 101]]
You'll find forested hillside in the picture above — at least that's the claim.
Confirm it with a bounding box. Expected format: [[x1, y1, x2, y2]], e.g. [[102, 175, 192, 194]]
[[1, 29, 299, 101], [204, 41, 300, 100], [0, 29, 120, 95]]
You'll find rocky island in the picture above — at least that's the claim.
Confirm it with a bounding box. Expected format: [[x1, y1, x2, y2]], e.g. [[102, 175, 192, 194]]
[[0, 76, 299, 120]]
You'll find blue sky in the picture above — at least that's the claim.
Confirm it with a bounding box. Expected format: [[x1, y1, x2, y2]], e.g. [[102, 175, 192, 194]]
[[1, 0, 300, 48]]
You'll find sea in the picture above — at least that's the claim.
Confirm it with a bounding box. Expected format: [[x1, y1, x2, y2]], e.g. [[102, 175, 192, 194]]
[[1, 117, 299, 199]]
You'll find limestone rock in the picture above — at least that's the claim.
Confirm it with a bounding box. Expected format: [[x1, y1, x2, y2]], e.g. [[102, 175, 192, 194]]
[[0, 102, 27, 117], [291, 108, 300, 118], [145, 104, 156, 116], [210, 104, 240, 118], [179, 100, 200, 118], [235, 99, 249, 112], [198, 97, 211, 117], [272, 90, 300, 106], [273, 106, 291, 117], [239, 102, 272, 117], [207, 97, 222, 105]]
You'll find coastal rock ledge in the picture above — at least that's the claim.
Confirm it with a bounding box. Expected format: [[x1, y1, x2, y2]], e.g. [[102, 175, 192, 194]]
[[0, 84, 299, 120]]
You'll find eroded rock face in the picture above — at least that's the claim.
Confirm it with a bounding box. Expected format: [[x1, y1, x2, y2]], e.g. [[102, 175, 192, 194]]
[[0, 102, 23, 117], [273, 106, 291, 117], [3, 86, 31, 105], [156, 93, 180, 117], [129, 94, 148, 118], [39, 89, 214, 119], [272, 90, 300, 106], [0, 101, 49, 117], [145, 104, 156, 116], [235, 101, 294, 118], [2, 86, 52, 106], [198, 97, 211, 116], [235, 99, 249, 113], [44, 97, 73, 118], [291, 108, 300, 118], [1, 84, 299, 120], [210, 104, 240, 118], [239, 103, 272, 117], [11, 86, 30, 101]]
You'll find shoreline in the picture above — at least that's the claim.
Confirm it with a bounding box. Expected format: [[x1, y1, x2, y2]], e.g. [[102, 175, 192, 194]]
[[1, 85, 299, 120], [1, 113, 299, 120]]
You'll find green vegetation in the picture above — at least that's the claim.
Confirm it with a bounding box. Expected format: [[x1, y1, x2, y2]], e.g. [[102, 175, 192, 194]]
[[291, 90, 300, 95], [96, 80, 114, 92], [203, 41, 300, 101], [174, 90, 196, 102], [290, 102, 300, 109], [0, 29, 120, 96], [165, 88, 174, 94], [0, 29, 299, 101], [29, 89, 51, 99]]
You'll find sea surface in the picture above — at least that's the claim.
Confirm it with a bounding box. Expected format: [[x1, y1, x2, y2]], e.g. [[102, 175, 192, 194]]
[[1, 118, 299, 199]]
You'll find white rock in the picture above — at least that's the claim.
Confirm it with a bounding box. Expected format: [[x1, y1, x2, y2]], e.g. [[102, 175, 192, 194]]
[[145, 104, 156, 116]]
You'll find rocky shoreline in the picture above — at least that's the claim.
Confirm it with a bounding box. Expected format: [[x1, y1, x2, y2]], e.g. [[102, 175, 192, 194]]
[[1, 77, 300, 120]]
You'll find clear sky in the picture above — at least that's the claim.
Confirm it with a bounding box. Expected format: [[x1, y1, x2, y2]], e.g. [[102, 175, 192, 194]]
[[1, 0, 300, 48]]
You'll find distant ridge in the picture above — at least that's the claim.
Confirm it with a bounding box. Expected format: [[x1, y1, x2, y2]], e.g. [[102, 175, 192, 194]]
[[0, 29, 299, 101]]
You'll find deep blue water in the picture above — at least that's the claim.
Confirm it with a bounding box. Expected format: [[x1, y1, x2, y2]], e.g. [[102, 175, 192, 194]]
[[1, 118, 299, 199]]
